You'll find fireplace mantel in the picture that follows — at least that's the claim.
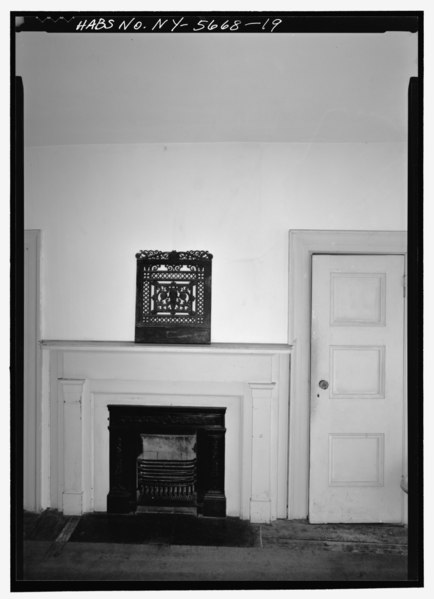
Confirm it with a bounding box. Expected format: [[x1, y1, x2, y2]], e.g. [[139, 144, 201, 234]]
[[41, 340, 292, 523], [41, 340, 292, 354]]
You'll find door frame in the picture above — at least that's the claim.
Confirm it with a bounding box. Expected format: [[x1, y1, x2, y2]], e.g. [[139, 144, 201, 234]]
[[24, 229, 42, 511], [287, 229, 407, 520]]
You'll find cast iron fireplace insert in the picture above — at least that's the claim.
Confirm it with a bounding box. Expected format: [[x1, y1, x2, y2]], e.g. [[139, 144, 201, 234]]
[[107, 405, 226, 517]]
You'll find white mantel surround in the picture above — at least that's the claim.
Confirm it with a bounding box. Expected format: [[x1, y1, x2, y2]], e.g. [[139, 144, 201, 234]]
[[41, 341, 292, 523]]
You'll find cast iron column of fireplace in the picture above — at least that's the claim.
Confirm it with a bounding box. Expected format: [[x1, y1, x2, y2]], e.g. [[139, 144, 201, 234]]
[[202, 428, 226, 517], [107, 429, 135, 513]]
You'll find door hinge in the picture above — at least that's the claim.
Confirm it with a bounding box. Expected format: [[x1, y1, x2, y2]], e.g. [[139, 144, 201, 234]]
[[403, 274, 407, 297]]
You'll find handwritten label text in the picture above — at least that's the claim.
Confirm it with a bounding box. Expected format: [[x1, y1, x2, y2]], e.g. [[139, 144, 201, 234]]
[[74, 16, 283, 33]]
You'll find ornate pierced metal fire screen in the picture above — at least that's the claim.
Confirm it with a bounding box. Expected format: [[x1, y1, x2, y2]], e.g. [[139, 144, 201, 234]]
[[135, 250, 212, 344]]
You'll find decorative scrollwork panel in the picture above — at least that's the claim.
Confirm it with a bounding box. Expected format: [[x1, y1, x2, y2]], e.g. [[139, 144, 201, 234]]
[[135, 250, 212, 344]]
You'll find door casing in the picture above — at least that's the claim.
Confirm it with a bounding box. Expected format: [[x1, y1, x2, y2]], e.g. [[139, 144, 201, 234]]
[[24, 229, 41, 511], [287, 230, 407, 520]]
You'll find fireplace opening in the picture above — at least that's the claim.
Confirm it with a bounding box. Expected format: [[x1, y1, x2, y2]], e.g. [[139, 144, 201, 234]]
[[107, 406, 226, 517], [136, 434, 198, 514]]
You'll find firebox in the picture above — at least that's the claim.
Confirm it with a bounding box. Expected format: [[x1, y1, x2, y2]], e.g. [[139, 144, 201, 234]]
[[136, 434, 198, 513], [107, 405, 226, 517]]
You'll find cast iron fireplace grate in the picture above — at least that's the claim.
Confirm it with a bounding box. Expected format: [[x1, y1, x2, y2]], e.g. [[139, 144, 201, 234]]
[[136, 434, 198, 513]]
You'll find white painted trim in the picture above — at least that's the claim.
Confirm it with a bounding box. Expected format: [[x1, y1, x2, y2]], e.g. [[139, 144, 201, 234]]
[[59, 379, 86, 515], [24, 229, 41, 511], [287, 230, 407, 520], [40, 340, 292, 355], [249, 383, 275, 523], [50, 350, 63, 510], [402, 254, 408, 525], [40, 343, 51, 508]]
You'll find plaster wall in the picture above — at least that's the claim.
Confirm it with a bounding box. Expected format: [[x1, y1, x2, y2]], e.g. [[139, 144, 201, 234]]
[[25, 141, 407, 342]]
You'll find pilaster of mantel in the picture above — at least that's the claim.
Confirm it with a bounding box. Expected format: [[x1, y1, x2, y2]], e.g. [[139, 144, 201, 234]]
[[59, 379, 86, 515], [248, 382, 276, 523]]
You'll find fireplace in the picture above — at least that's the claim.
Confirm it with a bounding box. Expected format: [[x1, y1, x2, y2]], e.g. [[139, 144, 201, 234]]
[[42, 341, 291, 521], [107, 405, 227, 517]]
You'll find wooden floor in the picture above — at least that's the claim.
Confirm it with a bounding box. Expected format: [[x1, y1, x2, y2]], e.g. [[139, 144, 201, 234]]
[[15, 510, 411, 589]]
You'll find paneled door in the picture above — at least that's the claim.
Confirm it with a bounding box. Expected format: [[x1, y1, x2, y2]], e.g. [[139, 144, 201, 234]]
[[309, 254, 405, 523]]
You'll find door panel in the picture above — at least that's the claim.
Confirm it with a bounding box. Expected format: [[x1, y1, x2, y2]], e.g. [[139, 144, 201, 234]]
[[309, 254, 405, 523]]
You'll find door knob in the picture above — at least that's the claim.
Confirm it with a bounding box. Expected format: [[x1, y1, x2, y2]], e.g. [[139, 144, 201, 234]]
[[318, 380, 329, 390]]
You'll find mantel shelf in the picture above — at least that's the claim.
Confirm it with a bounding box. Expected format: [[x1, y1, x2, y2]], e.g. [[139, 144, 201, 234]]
[[40, 340, 293, 355]]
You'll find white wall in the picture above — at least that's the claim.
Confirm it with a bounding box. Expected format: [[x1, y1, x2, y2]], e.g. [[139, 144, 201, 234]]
[[25, 141, 407, 342], [18, 30, 415, 342]]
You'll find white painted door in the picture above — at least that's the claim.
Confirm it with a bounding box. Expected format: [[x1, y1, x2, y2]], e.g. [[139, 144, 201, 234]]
[[309, 254, 405, 523]]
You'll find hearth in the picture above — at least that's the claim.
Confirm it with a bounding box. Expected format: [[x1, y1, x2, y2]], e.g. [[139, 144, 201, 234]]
[[107, 405, 226, 517]]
